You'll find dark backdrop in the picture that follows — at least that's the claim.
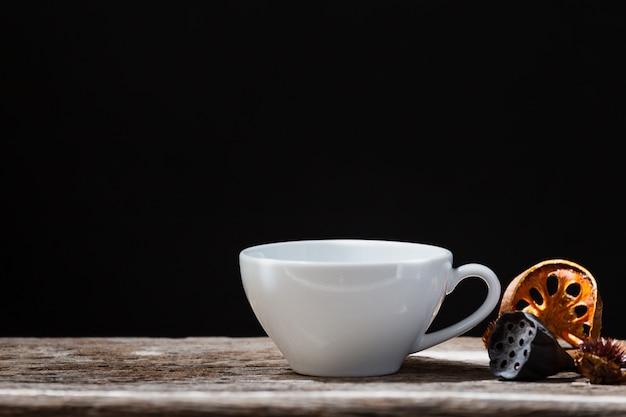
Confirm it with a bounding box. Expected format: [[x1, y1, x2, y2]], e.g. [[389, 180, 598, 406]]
[[2, 1, 625, 339]]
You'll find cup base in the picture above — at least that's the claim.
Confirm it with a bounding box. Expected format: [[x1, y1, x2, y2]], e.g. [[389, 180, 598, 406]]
[[289, 364, 402, 378]]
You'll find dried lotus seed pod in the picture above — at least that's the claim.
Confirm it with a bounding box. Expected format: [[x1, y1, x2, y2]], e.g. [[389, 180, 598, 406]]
[[487, 311, 574, 380]]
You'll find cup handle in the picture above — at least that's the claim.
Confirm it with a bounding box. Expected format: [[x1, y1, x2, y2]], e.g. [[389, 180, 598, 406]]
[[409, 263, 501, 353]]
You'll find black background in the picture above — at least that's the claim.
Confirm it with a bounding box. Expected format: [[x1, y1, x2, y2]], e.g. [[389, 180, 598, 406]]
[[2, 1, 625, 339]]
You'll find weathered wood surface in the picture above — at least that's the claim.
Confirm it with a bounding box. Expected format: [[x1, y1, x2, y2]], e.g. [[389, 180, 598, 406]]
[[1, 336, 625, 416]]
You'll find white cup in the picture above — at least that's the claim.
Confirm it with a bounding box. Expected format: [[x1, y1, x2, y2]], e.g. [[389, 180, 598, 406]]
[[239, 239, 501, 377]]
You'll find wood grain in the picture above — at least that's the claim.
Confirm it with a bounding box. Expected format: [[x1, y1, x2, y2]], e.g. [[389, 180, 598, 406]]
[[0, 337, 624, 416]]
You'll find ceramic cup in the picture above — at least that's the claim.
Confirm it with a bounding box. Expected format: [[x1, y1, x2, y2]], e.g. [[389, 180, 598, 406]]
[[239, 239, 501, 377]]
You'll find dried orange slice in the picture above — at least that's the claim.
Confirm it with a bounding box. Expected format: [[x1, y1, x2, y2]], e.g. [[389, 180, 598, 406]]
[[498, 259, 603, 347]]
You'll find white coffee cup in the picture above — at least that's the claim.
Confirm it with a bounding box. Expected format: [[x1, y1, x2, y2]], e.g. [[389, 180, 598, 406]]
[[239, 239, 501, 377]]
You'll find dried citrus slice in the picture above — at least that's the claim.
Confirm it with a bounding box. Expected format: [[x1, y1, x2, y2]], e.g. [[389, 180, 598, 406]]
[[498, 259, 603, 347]]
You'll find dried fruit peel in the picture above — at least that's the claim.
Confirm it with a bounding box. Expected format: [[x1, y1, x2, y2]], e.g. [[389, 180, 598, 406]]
[[497, 259, 602, 347]]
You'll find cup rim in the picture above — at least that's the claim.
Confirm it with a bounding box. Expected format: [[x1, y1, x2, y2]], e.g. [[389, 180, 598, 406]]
[[239, 238, 452, 265]]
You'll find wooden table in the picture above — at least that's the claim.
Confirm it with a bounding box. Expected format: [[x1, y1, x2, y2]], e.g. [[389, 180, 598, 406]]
[[1, 336, 625, 416]]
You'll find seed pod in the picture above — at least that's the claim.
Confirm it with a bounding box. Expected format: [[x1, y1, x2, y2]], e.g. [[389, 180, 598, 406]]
[[496, 259, 603, 347], [486, 311, 575, 380], [575, 337, 626, 385]]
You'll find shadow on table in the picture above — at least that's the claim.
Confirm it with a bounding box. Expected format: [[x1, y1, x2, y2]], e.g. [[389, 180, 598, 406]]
[[278, 356, 582, 384], [395, 355, 493, 382], [278, 356, 493, 383]]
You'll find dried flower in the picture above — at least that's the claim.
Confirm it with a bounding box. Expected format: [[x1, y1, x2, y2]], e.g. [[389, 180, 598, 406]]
[[482, 319, 496, 348], [575, 337, 626, 385]]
